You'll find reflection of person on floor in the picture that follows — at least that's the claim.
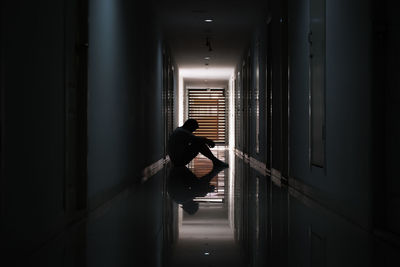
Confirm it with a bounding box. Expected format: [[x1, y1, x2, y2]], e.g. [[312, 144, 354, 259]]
[[167, 165, 225, 215], [167, 119, 229, 168]]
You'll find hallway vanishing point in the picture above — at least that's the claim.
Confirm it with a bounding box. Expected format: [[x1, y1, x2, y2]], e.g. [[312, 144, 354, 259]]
[[1, 0, 399, 266]]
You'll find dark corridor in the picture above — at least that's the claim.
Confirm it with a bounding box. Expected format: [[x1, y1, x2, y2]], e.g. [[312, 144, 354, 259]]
[[1, 0, 400, 266]]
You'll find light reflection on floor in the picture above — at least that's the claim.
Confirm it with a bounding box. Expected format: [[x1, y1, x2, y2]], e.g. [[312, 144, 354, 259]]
[[188, 146, 227, 203], [169, 146, 245, 267]]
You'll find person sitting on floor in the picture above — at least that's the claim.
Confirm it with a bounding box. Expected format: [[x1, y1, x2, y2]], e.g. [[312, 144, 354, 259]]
[[167, 119, 229, 168]]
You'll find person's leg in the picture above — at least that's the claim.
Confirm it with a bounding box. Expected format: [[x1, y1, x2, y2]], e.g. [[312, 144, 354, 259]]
[[198, 143, 229, 168], [179, 145, 199, 166], [198, 143, 219, 162], [182, 141, 228, 168]]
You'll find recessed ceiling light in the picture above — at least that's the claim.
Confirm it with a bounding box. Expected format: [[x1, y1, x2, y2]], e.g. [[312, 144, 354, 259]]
[[205, 19, 213, 23], [204, 57, 210, 60]]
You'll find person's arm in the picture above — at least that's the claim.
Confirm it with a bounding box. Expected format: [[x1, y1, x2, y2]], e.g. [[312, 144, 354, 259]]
[[194, 135, 215, 148]]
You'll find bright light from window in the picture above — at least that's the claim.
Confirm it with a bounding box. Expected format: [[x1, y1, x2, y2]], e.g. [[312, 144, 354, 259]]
[[178, 73, 184, 126], [178, 67, 234, 132], [179, 68, 234, 79]]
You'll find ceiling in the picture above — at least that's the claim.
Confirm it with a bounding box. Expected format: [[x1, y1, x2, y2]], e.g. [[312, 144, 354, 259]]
[[152, 0, 268, 81]]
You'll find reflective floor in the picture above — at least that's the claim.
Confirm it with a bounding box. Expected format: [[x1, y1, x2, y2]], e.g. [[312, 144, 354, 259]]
[[7, 145, 382, 266], [166, 146, 246, 267], [79, 145, 266, 267], [18, 146, 247, 267]]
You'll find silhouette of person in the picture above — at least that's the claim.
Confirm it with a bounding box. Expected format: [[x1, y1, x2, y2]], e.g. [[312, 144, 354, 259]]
[[167, 165, 225, 215], [167, 119, 229, 168]]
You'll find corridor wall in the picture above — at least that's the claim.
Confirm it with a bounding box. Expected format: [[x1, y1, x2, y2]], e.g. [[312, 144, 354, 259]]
[[1, 1, 83, 265], [87, 1, 168, 266], [233, 0, 399, 266], [1, 0, 176, 266]]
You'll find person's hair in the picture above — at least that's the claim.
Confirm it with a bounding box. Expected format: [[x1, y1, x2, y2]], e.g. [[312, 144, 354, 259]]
[[182, 119, 199, 132]]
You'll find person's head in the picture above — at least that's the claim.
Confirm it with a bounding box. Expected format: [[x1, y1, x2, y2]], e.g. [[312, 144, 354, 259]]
[[182, 119, 199, 132], [182, 200, 199, 215]]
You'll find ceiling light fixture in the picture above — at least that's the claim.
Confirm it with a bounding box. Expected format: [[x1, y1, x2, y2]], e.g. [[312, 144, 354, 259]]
[[204, 19, 213, 23], [204, 57, 210, 60]]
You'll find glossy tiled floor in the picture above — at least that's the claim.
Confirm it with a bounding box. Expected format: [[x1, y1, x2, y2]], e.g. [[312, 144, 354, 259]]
[[21, 145, 390, 266], [166, 146, 246, 267], [14, 146, 249, 266]]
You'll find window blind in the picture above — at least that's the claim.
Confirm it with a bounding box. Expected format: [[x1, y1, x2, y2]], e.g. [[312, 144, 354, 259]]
[[188, 88, 226, 144]]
